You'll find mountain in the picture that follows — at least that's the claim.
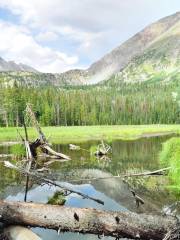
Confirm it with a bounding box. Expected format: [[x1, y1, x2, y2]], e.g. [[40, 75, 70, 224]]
[[0, 57, 38, 72], [59, 11, 180, 85], [103, 12, 180, 86], [0, 12, 179, 87], [88, 11, 180, 84], [0, 71, 87, 88]]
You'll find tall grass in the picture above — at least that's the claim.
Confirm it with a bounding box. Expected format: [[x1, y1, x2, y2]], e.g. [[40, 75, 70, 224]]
[[10, 143, 26, 159], [160, 137, 180, 194], [0, 125, 179, 144]]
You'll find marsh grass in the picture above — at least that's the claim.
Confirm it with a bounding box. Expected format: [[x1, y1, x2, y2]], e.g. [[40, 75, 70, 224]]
[[160, 137, 180, 195], [0, 125, 179, 144], [10, 143, 26, 159]]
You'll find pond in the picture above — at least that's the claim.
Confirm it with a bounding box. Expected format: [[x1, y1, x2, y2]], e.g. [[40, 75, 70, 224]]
[[0, 135, 178, 239]]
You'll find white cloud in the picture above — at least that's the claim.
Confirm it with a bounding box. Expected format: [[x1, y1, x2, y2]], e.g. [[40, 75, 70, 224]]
[[0, 20, 78, 72], [36, 31, 58, 42], [0, 0, 179, 71]]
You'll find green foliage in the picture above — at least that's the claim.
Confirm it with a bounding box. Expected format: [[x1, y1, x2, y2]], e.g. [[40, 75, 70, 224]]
[[47, 191, 66, 205], [0, 71, 179, 127], [10, 144, 26, 158], [90, 145, 98, 155], [160, 137, 180, 195]]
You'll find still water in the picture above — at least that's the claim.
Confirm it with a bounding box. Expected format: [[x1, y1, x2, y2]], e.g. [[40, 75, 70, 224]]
[[0, 135, 177, 239]]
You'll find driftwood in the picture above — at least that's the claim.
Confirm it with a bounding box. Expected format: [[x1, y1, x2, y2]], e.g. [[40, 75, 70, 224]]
[[0, 154, 13, 158], [42, 144, 70, 160], [0, 200, 176, 240], [26, 104, 47, 144], [23, 121, 34, 202], [64, 167, 171, 183], [3, 161, 104, 205], [69, 144, 81, 150], [95, 140, 111, 156], [25, 104, 70, 160]]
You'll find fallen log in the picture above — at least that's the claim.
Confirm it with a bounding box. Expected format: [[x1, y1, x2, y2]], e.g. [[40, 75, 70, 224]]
[[0, 200, 176, 240], [42, 144, 71, 160]]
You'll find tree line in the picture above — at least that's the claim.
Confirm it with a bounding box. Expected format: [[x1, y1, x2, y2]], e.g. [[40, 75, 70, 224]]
[[0, 79, 179, 127]]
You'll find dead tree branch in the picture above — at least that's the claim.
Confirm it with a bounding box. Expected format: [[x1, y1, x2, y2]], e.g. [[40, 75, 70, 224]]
[[0, 200, 176, 240]]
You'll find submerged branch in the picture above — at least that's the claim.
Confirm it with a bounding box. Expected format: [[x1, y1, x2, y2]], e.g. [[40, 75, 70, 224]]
[[63, 167, 171, 183], [3, 161, 104, 205]]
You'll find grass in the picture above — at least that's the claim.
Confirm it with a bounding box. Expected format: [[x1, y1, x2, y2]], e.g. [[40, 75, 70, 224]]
[[160, 137, 180, 195], [0, 125, 179, 144]]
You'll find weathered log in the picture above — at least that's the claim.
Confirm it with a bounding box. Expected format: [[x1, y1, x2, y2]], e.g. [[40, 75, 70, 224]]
[[0, 200, 176, 240], [42, 144, 71, 160], [26, 104, 47, 143], [29, 138, 42, 158], [25, 104, 70, 160]]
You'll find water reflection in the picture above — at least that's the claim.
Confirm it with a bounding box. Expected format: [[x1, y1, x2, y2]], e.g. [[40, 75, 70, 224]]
[[0, 135, 177, 239]]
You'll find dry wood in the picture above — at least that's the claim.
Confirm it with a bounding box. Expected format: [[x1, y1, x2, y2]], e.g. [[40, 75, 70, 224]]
[[23, 122, 34, 202], [0, 154, 13, 158], [0, 200, 176, 240], [25, 104, 70, 160], [124, 167, 171, 177], [95, 140, 111, 156], [64, 167, 171, 183], [26, 103, 47, 143], [3, 161, 104, 205], [42, 144, 71, 160], [69, 144, 80, 150]]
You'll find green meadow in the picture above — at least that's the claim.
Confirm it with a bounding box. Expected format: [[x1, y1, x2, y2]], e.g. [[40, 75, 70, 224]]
[[0, 125, 179, 144]]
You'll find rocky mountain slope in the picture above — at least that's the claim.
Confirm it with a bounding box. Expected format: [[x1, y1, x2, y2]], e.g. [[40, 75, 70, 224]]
[[0, 11, 179, 87], [88, 11, 180, 84], [104, 13, 180, 86], [54, 11, 180, 85], [0, 57, 37, 73], [0, 71, 86, 88]]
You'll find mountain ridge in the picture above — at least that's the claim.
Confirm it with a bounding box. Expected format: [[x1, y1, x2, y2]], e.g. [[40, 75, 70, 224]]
[[0, 11, 179, 87], [0, 57, 38, 73], [54, 11, 180, 85]]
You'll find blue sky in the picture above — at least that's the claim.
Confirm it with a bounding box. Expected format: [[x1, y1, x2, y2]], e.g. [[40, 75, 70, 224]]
[[0, 0, 179, 73]]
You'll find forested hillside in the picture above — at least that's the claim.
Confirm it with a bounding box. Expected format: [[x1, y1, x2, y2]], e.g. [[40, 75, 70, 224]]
[[0, 76, 179, 126], [0, 12, 179, 127]]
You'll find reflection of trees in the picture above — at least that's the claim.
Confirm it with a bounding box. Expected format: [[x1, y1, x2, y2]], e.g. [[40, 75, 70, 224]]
[[0, 164, 23, 198], [110, 136, 172, 174], [1, 136, 177, 215]]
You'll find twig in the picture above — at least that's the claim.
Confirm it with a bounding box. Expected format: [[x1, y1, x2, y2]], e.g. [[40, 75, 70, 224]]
[[62, 167, 171, 183], [3, 161, 104, 205]]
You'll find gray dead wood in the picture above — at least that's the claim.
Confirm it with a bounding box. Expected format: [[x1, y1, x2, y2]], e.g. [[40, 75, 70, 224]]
[[0, 200, 176, 240]]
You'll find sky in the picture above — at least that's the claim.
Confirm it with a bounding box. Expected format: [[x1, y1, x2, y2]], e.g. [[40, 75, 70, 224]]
[[0, 0, 179, 73]]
